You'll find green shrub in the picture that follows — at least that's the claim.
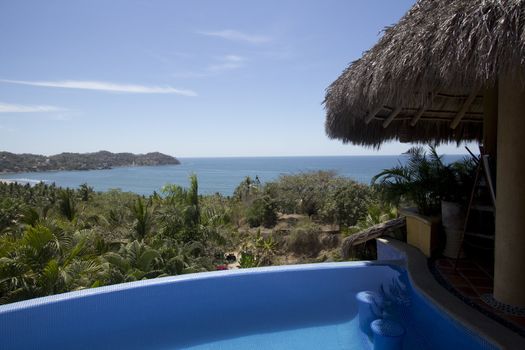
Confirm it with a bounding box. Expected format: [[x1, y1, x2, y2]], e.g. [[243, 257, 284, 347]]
[[287, 223, 321, 257], [233, 176, 261, 203], [319, 182, 372, 227], [265, 172, 372, 224], [239, 251, 257, 268], [246, 195, 277, 228], [265, 171, 336, 216]]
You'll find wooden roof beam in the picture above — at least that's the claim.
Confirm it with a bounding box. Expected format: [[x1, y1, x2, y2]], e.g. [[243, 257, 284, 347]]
[[450, 90, 478, 129], [382, 106, 403, 128], [364, 106, 383, 124], [410, 106, 426, 126], [410, 93, 434, 126]]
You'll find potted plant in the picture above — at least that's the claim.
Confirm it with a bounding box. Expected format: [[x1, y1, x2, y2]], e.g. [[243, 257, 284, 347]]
[[372, 146, 449, 257]]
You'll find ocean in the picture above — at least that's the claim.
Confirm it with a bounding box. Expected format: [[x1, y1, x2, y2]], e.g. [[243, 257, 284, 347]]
[[0, 155, 466, 196]]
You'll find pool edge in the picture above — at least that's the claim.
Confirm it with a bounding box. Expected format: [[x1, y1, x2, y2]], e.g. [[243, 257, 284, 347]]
[[377, 237, 525, 350], [0, 260, 393, 314]]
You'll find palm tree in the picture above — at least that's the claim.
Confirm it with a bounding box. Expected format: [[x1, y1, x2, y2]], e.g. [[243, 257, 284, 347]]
[[372, 146, 449, 216], [155, 239, 208, 275], [58, 189, 77, 221], [130, 198, 152, 240], [0, 224, 102, 304], [78, 183, 94, 202], [160, 175, 201, 242], [104, 240, 162, 282], [186, 174, 200, 227], [0, 198, 24, 234]]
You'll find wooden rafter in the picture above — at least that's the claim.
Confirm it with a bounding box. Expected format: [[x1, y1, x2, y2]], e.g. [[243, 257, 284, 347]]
[[382, 106, 403, 128], [410, 93, 433, 126], [410, 106, 426, 126], [450, 90, 478, 129], [364, 106, 383, 124]]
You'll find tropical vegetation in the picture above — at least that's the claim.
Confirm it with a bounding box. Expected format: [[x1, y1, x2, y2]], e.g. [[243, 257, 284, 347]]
[[0, 171, 386, 305]]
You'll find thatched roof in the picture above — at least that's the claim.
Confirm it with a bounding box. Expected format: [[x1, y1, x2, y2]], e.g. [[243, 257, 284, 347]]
[[324, 0, 525, 147]]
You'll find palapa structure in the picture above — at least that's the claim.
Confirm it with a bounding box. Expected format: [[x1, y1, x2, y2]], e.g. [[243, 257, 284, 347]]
[[324, 0, 525, 151], [325, 0, 525, 308]]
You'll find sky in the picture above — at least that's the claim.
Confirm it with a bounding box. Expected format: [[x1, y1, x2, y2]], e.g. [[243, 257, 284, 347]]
[[0, 0, 476, 157]]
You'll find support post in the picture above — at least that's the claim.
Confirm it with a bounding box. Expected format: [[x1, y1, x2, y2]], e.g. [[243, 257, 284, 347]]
[[493, 72, 525, 307], [483, 86, 498, 159]]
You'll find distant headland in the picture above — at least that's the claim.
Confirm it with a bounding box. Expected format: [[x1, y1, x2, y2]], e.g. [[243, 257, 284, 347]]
[[0, 151, 180, 173]]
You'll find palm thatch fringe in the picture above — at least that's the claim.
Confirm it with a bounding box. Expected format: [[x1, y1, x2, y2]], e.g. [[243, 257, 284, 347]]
[[341, 217, 406, 259], [325, 0, 525, 146]]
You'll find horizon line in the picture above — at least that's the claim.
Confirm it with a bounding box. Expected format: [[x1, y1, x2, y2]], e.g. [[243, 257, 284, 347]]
[[1, 150, 471, 158]]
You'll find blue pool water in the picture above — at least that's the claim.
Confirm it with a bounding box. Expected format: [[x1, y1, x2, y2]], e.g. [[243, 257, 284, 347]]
[[0, 155, 466, 195], [0, 262, 495, 350]]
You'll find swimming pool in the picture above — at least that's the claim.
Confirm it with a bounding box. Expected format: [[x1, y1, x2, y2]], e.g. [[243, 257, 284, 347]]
[[0, 261, 496, 350]]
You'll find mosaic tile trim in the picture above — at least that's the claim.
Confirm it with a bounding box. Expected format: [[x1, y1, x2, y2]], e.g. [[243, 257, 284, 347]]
[[481, 294, 525, 317], [428, 259, 525, 338]]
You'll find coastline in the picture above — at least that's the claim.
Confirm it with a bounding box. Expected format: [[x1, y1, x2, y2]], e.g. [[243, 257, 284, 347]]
[[0, 151, 180, 175], [0, 155, 468, 196], [0, 163, 180, 176]]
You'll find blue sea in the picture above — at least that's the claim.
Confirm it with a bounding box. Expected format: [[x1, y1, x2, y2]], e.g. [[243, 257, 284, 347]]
[[0, 155, 466, 196]]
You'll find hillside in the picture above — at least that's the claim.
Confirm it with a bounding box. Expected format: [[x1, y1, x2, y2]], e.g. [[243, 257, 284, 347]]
[[0, 151, 180, 173]]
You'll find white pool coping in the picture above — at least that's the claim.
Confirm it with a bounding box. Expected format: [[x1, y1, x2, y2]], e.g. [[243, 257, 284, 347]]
[[377, 237, 525, 350], [0, 260, 388, 314]]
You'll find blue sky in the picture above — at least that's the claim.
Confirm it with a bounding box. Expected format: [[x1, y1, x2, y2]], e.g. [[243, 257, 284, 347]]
[[0, 0, 475, 157]]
